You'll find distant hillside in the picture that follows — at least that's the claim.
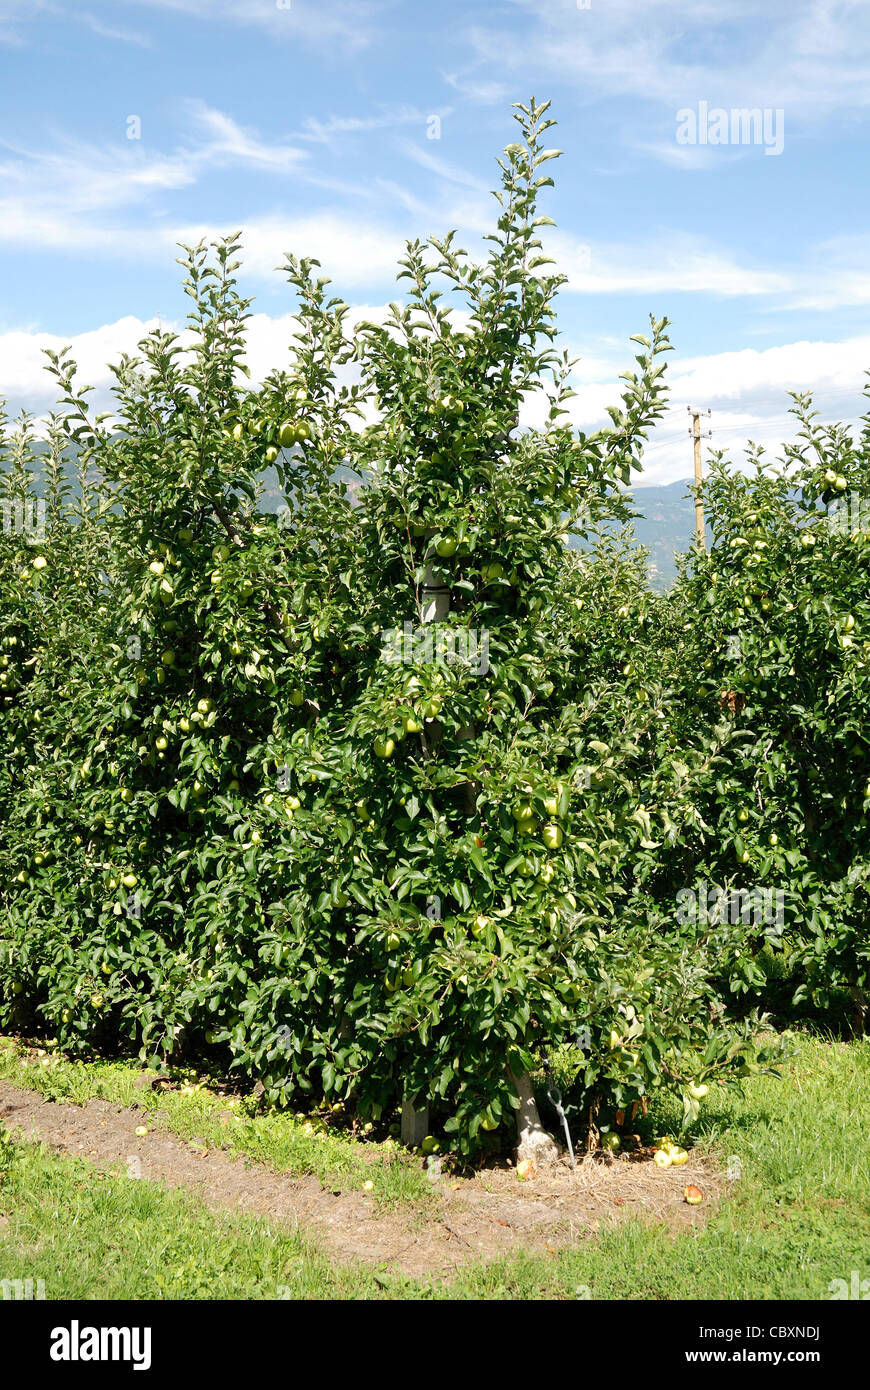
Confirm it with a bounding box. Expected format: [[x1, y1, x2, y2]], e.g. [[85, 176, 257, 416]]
[[624, 478, 703, 590]]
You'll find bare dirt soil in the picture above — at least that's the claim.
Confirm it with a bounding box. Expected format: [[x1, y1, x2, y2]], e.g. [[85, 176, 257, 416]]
[[0, 1080, 719, 1280]]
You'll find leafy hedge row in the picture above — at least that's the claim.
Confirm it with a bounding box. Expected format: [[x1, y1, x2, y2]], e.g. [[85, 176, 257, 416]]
[[1, 100, 864, 1154]]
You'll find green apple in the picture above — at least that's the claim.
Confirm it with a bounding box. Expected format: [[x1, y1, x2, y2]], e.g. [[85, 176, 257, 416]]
[[542, 823, 563, 849], [179, 717, 190, 733], [278, 421, 298, 447], [435, 537, 458, 558], [600, 1132, 621, 1152], [543, 793, 560, 817], [197, 698, 213, 715], [843, 613, 856, 633], [423, 696, 442, 718], [148, 560, 165, 577], [32, 555, 47, 571], [295, 421, 312, 442], [687, 1081, 709, 1100], [289, 688, 305, 707], [177, 527, 194, 544], [161, 649, 176, 667], [265, 446, 279, 463], [768, 832, 778, 846], [232, 422, 244, 442], [121, 872, 137, 889], [516, 816, 537, 836], [834, 475, 847, 491], [374, 737, 395, 758], [482, 562, 505, 582], [471, 914, 489, 937], [402, 713, 423, 734], [737, 808, 749, 823]]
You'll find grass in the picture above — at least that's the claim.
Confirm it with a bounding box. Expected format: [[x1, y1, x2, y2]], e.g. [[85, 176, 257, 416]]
[[1, 1029, 868, 1299], [0, 1036, 433, 1212], [455, 1030, 870, 1301], [0, 1130, 417, 1301]]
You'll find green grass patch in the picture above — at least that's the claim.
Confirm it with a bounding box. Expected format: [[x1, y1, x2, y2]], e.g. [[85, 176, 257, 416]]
[[0, 1035, 433, 1212], [1, 1029, 868, 1300], [449, 1030, 870, 1301], [0, 1128, 422, 1300]]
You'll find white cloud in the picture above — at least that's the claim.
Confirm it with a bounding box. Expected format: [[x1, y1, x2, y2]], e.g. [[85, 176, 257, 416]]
[[0, 105, 310, 254], [168, 214, 406, 288], [553, 232, 790, 298], [76, 10, 151, 44], [0, 303, 399, 421], [0, 316, 161, 417], [186, 102, 307, 172], [622, 332, 870, 483], [0, 0, 382, 50], [4, 309, 867, 495], [397, 140, 490, 193], [116, 0, 380, 51], [301, 106, 436, 146], [448, 0, 870, 127]]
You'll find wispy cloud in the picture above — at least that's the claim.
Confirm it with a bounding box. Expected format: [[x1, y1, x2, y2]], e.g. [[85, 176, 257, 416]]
[[118, 0, 381, 51], [447, 0, 870, 127], [77, 10, 151, 45], [397, 139, 490, 192], [301, 105, 436, 146], [0, 105, 310, 253], [169, 213, 406, 288], [554, 232, 790, 298], [186, 102, 307, 172]]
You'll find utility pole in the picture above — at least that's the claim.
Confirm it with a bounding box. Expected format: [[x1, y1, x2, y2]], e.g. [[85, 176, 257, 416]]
[[688, 407, 711, 549]]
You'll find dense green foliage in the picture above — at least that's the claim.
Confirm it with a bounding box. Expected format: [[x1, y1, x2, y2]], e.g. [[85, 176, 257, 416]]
[[0, 100, 865, 1155]]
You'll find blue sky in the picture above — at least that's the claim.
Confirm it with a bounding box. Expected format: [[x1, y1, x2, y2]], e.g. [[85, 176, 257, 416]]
[[1, 0, 869, 482]]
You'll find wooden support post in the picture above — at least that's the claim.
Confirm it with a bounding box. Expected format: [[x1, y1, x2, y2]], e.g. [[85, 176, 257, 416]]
[[688, 406, 711, 549]]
